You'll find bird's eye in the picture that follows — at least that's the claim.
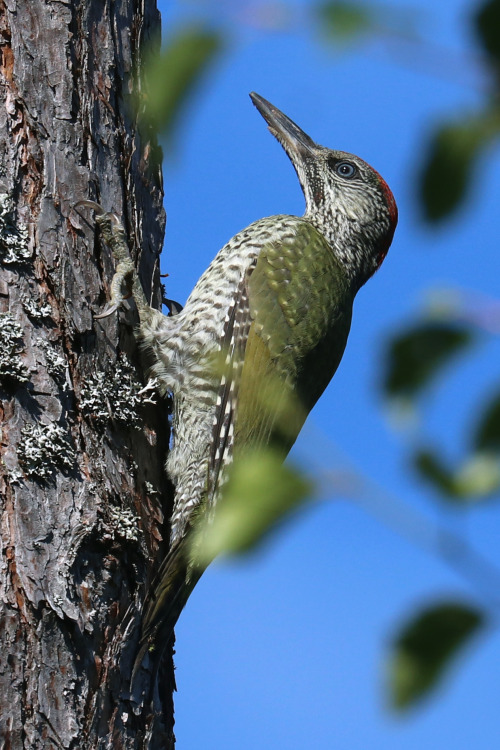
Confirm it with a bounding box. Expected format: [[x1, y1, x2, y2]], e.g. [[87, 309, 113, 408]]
[[333, 161, 357, 179]]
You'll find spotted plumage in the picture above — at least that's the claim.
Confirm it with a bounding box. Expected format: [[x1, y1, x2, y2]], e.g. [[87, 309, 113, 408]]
[[88, 92, 398, 688]]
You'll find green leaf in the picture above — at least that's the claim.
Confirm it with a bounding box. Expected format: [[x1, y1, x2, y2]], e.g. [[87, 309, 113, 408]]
[[414, 449, 459, 498], [475, 0, 500, 66], [137, 26, 224, 149], [192, 448, 313, 564], [474, 391, 500, 453], [456, 453, 500, 497], [415, 449, 500, 502], [383, 322, 473, 398], [420, 114, 500, 222], [315, 1, 374, 42], [315, 2, 418, 46], [390, 601, 484, 710]]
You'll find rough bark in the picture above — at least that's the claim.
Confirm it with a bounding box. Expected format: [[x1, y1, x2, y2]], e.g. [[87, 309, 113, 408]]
[[0, 1, 175, 747]]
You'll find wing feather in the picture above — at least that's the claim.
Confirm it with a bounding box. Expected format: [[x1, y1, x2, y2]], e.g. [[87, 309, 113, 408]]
[[208, 221, 353, 502], [208, 263, 256, 503]]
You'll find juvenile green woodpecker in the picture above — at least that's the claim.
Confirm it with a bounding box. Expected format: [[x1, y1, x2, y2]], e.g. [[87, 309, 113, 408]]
[[85, 92, 397, 681]]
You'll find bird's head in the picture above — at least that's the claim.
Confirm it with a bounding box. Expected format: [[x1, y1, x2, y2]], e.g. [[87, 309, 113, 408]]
[[250, 92, 398, 292]]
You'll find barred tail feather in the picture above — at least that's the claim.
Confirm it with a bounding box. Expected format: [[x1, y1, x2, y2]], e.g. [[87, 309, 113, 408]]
[[131, 537, 203, 695]]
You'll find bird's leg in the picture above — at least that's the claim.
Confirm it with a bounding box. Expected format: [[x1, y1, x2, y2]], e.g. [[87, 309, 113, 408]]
[[76, 200, 150, 320]]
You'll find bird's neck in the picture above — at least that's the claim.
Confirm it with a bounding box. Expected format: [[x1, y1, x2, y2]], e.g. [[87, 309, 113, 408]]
[[303, 210, 381, 295]]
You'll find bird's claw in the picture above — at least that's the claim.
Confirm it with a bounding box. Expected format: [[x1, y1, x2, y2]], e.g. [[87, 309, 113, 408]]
[[94, 300, 124, 320], [75, 199, 106, 216]]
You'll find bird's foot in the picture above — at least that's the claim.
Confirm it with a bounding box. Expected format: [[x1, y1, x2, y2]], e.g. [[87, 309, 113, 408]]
[[76, 200, 136, 319]]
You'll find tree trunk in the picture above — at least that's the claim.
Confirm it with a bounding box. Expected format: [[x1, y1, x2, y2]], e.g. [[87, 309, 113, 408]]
[[0, 1, 175, 746]]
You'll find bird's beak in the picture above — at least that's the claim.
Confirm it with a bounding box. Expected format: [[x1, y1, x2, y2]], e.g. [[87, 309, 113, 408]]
[[250, 92, 317, 162]]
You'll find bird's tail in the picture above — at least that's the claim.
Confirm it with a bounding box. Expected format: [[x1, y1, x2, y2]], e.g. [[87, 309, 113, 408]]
[[131, 535, 203, 694]]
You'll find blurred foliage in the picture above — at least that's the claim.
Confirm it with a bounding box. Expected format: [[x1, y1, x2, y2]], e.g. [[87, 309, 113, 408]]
[[475, 0, 500, 67], [315, 1, 417, 46], [390, 602, 484, 709], [192, 448, 312, 563], [414, 449, 464, 500], [137, 26, 223, 151], [382, 0, 500, 712], [418, 0, 500, 222], [315, 1, 375, 42], [415, 449, 500, 502], [383, 321, 474, 398], [420, 113, 500, 222], [474, 391, 500, 452]]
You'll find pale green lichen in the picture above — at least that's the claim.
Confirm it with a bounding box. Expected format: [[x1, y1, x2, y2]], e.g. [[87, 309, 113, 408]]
[[18, 421, 75, 480], [144, 480, 159, 496], [106, 504, 140, 542], [0, 312, 30, 385], [40, 339, 68, 387], [0, 194, 30, 265], [79, 357, 155, 429], [3, 462, 24, 485], [22, 293, 52, 321]]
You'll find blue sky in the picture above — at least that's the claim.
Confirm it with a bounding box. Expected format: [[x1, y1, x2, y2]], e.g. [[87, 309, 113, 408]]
[[155, 1, 500, 747]]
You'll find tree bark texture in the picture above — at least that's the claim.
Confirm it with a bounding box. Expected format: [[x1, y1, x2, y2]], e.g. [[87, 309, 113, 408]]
[[0, 1, 175, 747]]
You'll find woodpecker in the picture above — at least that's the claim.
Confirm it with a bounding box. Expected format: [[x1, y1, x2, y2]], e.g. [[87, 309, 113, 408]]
[[85, 92, 397, 683]]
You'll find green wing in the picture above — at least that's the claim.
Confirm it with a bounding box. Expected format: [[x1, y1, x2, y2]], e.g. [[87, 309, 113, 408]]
[[210, 220, 353, 493], [237, 220, 352, 451]]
